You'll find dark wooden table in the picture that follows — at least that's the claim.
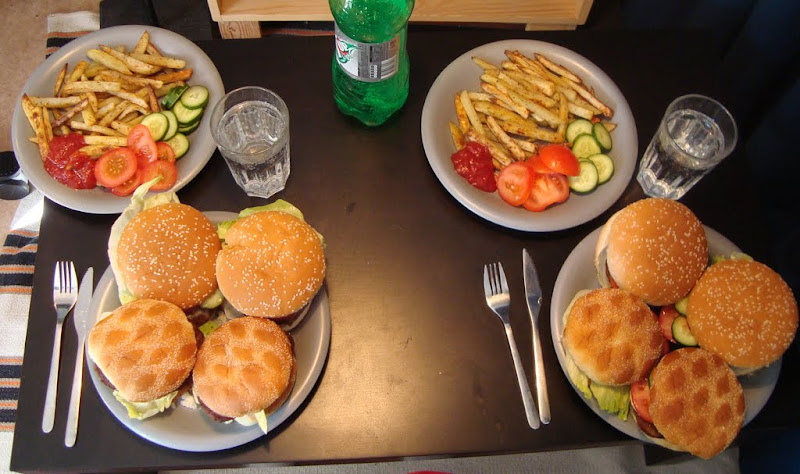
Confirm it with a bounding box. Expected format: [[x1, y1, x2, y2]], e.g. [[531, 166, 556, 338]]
[[11, 28, 799, 472]]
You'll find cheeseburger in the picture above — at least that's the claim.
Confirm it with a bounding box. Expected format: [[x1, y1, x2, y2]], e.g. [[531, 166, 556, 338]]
[[87, 299, 199, 419], [216, 210, 326, 326], [686, 259, 798, 374], [595, 198, 708, 306], [192, 316, 296, 433], [648, 348, 745, 459], [111, 202, 222, 310], [562, 288, 665, 419]]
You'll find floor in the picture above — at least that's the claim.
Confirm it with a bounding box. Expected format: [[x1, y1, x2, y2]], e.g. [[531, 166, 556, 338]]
[[0, 0, 100, 240]]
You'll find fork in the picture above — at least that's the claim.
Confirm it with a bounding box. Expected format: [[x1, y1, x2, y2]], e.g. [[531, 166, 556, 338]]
[[42, 261, 78, 433], [483, 262, 541, 430]]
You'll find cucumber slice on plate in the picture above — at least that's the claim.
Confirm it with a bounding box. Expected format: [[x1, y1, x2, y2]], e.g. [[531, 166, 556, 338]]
[[568, 160, 599, 193], [672, 316, 698, 346], [162, 110, 179, 141], [592, 122, 613, 152], [566, 119, 593, 145], [164, 133, 190, 159], [571, 133, 602, 159], [179, 85, 210, 109], [139, 112, 169, 141], [586, 153, 614, 184], [177, 120, 200, 135], [173, 101, 204, 125]]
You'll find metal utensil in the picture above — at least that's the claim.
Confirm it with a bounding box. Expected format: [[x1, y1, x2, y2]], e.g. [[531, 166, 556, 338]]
[[483, 262, 541, 430], [523, 249, 551, 425], [42, 261, 78, 433], [65, 267, 94, 447]]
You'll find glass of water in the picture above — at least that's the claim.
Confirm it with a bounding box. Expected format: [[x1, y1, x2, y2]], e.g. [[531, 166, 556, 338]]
[[210, 86, 290, 199], [636, 94, 737, 200]]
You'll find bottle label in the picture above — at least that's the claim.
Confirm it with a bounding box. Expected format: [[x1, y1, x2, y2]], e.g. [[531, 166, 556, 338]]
[[334, 24, 400, 83]]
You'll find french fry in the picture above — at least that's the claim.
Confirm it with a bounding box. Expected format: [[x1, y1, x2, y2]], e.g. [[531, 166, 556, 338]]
[[79, 144, 114, 158], [108, 89, 149, 109], [110, 120, 133, 136], [472, 100, 530, 128], [472, 56, 499, 72], [68, 61, 89, 83], [54, 64, 68, 96], [21, 95, 49, 159], [27, 96, 83, 108], [504, 89, 561, 128], [98, 99, 130, 127], [133, 31, 150, 54], [449, 121, 465, 150], [69, 121, 120, 136], [42, 107, 53, 144], [497, 118, 561, 143], [150, 68, 193, 83], [465, 129, 512, 169], [486, 116, 526, 160], [61, 81, 121, 95], [454, 93, 470, 133], [52, 98, 88, 127], [129, 52, 186, 69], [513, 137, 538, 154], [147, 86, 161, 112], [145, 43, 163, 57], [99, 45, 162, 75], [155, 81, 185, 97], [535, 53, 582, 84], [83, 135, 127, 147], [481, 82, 529, 119], [459, 90, 484, 136], [556, 92, 568, 142], [566, 78, 613, 118], [86, 49, 132, 74], [81, 104, 97, 127], [83, 62, 107, 78]]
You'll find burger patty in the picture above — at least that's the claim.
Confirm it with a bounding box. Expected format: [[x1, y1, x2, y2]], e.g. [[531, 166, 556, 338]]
[[198, 398, 233, 422]]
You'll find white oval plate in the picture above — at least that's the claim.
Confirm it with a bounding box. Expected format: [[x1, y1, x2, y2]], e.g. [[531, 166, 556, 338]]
[[550, 225, 780, 447], [421, 40, 638, 232], [11, 25, 225, 214], [86, 211, 331, 452]]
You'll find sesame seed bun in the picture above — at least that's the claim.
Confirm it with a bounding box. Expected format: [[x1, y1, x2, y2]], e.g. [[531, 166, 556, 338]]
[[687, 259, 798, 372], [87, 299, 197, 402], [215, 211, 326, 321], [116, 203, 222, 310], [563, 288, 664, 386], [192, 317, 296, 419], [594, 198, 708, 306], [649, 348, 745, 459]]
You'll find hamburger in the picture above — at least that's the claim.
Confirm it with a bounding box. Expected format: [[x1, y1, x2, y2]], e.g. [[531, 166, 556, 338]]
[[192, 316, 296, 433], [87, 299, 199, 419], [109, 200, 223, 310], [562, 288, 665, 419], [595, 198, 708, 306], [686, 259, 798, 374], [215, 210, 326, 327], [648, 348, 745, 459]]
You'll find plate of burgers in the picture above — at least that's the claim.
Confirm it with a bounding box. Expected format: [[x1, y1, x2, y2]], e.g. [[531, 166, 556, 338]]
[[86, 180, 330, 451], [551, 198, 798, 459]]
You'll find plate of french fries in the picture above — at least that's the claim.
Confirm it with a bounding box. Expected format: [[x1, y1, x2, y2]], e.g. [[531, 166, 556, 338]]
[[11, 25, 224, 214], [421, 40, 637, 231]]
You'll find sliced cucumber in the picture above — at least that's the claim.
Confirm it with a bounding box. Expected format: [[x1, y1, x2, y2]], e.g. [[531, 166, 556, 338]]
[[674, 297, 689, 315], [162, 110, 179, 141], [173, 101, 204, 125], [140, 112, 169, 141], [568, 160, 599, 193], [179, 85, 210, 109], [160, 85, 188, 110], [165, 133, 190, 159], [672, 316, 698, 346], [586, 153, 614, 184], [592, 122, 613, 152], [177, 120, 200, 135], [566, 119, 593, 145], [571, 133, 602, 159]]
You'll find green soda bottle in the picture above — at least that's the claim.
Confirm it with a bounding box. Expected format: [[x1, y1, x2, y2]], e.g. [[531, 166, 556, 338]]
[[329, 0, 415, 126]]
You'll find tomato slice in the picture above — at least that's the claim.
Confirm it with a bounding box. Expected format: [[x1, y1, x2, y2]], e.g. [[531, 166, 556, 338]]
[[630, 379, 653, 423], [156, 142, 176, 163], [128, 124, 158, 168], [111, 169, 143, 197], [522, 172, 570, 212], [658, 306, 680, 343], [526, 154, 557, 174], [539, 144, 580, 176], [496, 162, 533, 206], [141, 160, 178, 191], [94, 147, 138, 188]]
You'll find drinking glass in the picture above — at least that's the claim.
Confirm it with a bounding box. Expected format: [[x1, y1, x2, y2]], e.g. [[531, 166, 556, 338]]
[[636, 94, 737, 199], [210, 87, 290, 199]]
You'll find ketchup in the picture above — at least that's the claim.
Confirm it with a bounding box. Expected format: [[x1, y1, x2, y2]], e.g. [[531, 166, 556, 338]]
[[450, 142, 497, 192], [43, 133, 96, 189]]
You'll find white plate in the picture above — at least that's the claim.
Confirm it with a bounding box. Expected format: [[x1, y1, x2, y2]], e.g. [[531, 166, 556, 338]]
[[85, 211, 331, 452], [11, 25, 225, 214], [421, 40, 638, 232], [550, 225, 781, 447]]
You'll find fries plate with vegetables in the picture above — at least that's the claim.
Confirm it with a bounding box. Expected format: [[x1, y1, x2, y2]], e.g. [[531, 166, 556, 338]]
[[11, 25, 224, 214], [421, 40, 637, 231]]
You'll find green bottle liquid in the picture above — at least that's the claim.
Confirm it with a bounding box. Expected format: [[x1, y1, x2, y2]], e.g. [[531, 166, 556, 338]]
[[329, 0, 415, 126]]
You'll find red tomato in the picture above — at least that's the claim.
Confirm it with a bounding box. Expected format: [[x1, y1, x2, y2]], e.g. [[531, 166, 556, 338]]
[[127, 124, 158, 168], [111, 169, 143, 197], [94, 148, 138, 188], [539, 144, 580, 176], [522, 172, 569, 212], [658, 306, 680, 343], [496, 162, 533, 206], [141, 160, 178, 191], [526, 154, 556, 174], [630, 379, 653, 423], [156, 142, 176, 163]]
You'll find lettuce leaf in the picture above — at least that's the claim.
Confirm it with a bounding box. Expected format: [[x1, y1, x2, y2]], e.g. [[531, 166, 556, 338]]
[[113, 389, 178, 420], [234, 410, 268, 434], [590, 383, 630, 421], [217, 199, 324, 246]]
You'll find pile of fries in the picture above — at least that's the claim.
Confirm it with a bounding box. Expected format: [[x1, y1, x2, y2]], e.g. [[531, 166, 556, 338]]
[[21, 30, 193, 161], [449, 50, 616, 170]]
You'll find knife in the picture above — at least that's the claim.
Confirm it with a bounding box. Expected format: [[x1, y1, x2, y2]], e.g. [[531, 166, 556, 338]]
[[523, 249, 551, 424], [64, 267, 93, 447]]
